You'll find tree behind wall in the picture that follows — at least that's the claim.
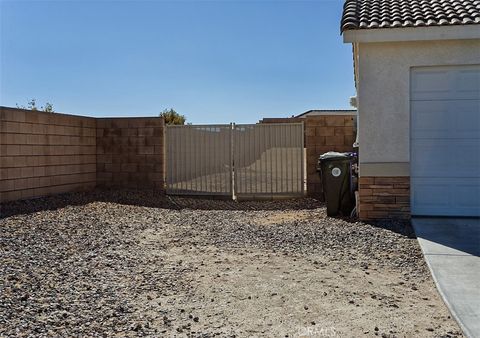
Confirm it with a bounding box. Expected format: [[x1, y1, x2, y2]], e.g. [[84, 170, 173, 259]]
[[159, 108, 186, 125], [16, 98, 54, 113]]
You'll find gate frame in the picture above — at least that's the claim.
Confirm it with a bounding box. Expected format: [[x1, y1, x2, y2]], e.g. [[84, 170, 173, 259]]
[[165, 122, 305, 200]]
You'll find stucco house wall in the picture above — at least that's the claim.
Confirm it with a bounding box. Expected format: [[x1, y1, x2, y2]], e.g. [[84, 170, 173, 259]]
[[355, 38, 480, 220], [342, 0, 480, 221], [357, 38, 480, 176]]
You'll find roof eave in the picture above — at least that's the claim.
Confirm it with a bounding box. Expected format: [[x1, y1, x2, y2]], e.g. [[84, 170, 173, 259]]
[[343, 24, 480, 43]]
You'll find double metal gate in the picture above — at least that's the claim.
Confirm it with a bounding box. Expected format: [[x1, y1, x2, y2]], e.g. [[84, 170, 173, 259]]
[[165, 123, 305, 199]]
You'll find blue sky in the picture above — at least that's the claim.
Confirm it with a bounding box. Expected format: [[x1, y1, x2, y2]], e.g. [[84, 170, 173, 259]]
[[1, 0, 354, 124]]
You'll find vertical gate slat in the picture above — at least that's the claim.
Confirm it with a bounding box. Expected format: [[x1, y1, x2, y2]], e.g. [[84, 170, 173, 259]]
[[197, 126, 200, 192], [166, 127, 170, 192], [200, 126, 204, 193], [214, 127, 217, 193], [230, 123, 234, 197], [275, 125, 279, 194], [300, 123, 305, 195], [255, 126, 259, 195], [295, 124, 298, 193], [280, 124, 283, 193], [186, 126, 190, 193], [196, 126, 200, 193], [183, 127, 187, 192], [269, 125, 273, 195], [259, 126, 263, 195], [264, 125, 268, 194], [251, 126, 255, 195], [246, 126, 250, 194], [287, 126, 293, 192], [203, 126, 207, 193], [209, 126, 213, 193]]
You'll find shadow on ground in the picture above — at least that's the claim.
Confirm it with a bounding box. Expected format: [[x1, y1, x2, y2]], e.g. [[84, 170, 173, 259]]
[[413, 217, 480, 257], [1, 189, 415, 239], [1, 189, 321, 219]]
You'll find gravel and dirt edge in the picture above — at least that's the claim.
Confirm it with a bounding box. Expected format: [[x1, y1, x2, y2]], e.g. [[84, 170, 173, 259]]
[[0, 190, 463, 337]]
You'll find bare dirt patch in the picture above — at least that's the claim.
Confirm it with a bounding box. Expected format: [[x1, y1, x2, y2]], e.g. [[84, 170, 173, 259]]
[[254, 210, 311, 226], [0, 191, 462, 337]]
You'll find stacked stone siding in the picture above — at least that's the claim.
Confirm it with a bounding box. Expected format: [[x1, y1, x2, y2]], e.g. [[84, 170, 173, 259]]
[[358, 176, 410, 220]]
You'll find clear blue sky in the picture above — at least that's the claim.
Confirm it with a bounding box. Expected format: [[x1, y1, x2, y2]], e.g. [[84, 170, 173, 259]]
[[1, 0, 354, 124]]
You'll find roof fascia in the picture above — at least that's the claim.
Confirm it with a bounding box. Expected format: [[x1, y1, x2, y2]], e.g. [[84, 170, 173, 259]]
[[343, 25, 480, 43]]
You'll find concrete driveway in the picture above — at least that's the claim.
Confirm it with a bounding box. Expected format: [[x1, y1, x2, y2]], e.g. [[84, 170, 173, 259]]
[[412, 218, 480, 338]]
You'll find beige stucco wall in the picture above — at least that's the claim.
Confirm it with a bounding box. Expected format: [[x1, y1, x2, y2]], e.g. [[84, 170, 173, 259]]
[[356, 39, 480, 176]]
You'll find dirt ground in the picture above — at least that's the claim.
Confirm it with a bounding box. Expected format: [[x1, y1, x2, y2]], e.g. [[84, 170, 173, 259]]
[[0, 191, 463, 337]]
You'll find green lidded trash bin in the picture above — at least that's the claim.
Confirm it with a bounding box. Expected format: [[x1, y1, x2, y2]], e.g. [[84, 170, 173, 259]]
[[317, 152, 354, 217]]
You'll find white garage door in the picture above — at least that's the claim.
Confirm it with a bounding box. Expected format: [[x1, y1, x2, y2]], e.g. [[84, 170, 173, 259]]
[[411, 65, 480, 217]]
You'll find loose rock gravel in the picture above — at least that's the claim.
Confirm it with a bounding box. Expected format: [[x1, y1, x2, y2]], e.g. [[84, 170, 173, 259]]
[[0, 190, 463, 337]]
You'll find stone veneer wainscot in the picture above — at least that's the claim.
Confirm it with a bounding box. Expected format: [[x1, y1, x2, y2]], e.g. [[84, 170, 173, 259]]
[[358, 176, 410, 220]]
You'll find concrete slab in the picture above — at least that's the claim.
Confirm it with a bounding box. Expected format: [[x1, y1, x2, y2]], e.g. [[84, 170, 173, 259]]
[[413, 218, 480, 338]]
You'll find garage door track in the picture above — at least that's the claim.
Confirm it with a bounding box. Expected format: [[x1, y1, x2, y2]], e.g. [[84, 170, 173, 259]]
[[413, 218, 480, 338]]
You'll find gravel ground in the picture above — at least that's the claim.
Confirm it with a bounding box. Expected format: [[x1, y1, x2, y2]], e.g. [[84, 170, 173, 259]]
[[0, 190, 462, 337]]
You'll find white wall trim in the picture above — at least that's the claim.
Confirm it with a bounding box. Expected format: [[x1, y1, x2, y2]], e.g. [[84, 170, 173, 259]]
[[343, 25, 480, 43]]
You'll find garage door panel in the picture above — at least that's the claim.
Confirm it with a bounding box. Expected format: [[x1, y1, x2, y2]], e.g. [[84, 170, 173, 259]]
[[411, 70, 451, 101], [411, 140, 447, 176], [411, 65, 480, 217], [453, 100, 480, 137], [411, 139, 480, 177], [412, 180, 450, 207], [455, 69, 480, 100], [411, 101, 451, 138], [411, 66, 480, 101], [454, 184, 480, 209], [412, 177, 480, 216], [412, 100, 480, 139]]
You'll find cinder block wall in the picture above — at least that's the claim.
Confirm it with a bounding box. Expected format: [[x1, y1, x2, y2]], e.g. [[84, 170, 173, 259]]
[[305, 115, 356, 200], [0, 107, 97, 203], [96, 118, 164, 190], [2, 107, 350, 203]]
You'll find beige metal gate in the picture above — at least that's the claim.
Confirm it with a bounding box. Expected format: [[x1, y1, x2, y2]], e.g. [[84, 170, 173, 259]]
[[166, 124, 233, 196], [233, 123, 304, 198], [165, 122, 305, 199]]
